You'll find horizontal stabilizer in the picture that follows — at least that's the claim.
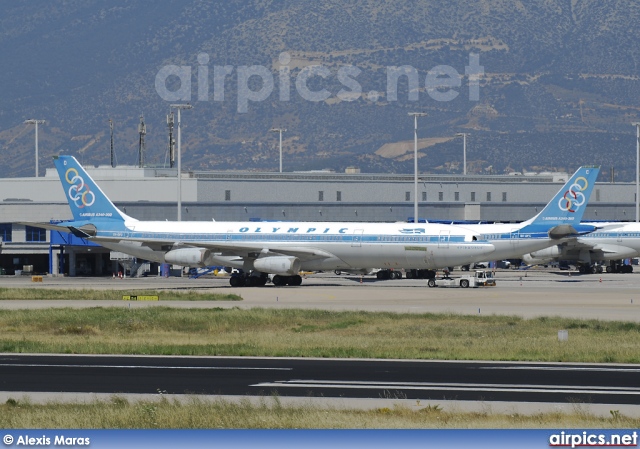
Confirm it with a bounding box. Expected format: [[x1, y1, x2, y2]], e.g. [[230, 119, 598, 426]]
[[548, 224, 596, 239], [69, 225, 97, 238]]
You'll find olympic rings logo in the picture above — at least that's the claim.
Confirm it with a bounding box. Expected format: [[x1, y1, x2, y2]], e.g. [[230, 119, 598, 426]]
[[65, 168, 95, 208], [558, 175, 589, 213]]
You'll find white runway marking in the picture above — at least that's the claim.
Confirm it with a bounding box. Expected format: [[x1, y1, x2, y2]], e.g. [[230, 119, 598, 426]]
[[252, 379, 640, 395]]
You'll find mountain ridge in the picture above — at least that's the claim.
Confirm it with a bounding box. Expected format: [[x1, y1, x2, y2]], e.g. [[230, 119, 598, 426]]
[[1, 0, 639, 181]]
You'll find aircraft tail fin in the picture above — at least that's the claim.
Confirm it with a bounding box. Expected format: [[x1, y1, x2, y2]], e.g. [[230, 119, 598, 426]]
[[524, 165, 600, 227], [53, 155, 134, 223]]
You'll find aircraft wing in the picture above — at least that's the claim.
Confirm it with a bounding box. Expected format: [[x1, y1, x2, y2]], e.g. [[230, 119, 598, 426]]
[[19, 222, 74, 233], [22, 222, 340, 262], [556, 237, 638, 260], [178, 241, 339, 262]]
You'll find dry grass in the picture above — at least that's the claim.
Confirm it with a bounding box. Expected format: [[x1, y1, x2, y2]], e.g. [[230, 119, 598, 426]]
[[1, 396, 638, 429], [0, 308, 638, 362]]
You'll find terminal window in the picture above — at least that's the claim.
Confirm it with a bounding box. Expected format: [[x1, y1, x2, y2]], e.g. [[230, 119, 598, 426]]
[[0, 223, 11, 242], [439, 192, 444, 201], [405, 192, 410, 201], [337, 191, 342, 201], [225, 190, 231, 201], [486, 192, 492, 202], [502, 192, 507, 202], [454, 192, 459, 201], [25, 225, 46, 242], [470, 192, 476, 202], [318, 191, 324, 201], [422, 192, 427, 201]]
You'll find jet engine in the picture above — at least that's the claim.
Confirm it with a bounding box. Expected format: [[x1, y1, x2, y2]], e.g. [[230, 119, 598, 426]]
[[253, 256, 301, 276], [164, 248, 211, 267], [522, 245, 562, 265], [528, 245, 562, 260]]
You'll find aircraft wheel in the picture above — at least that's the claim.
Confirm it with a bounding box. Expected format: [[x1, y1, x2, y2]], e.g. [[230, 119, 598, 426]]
[[289, 275, 302, 286], [272, 275, 284, 286], [590, 266, 597, 274], [427, 279, 436, 288], [405, 270, 414, 279], [334, 270, 342, 275], [245, 277, 258, 287], [606, 266, 613, 273], [229, 276, 242, 287], [460, 279, 470, 288]]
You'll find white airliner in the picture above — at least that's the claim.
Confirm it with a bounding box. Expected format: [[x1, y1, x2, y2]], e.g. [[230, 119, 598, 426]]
[[522, 221, 640, 273], [33, 155, 498, 287]]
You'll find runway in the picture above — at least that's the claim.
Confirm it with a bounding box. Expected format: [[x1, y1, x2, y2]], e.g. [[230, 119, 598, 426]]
[[1, 354, 639, 410]]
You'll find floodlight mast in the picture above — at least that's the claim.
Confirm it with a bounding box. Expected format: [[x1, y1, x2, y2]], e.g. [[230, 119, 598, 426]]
[[270, 128, 286, 173], [456, 132, 469, 175], [408, 112, 427, 224], [170, 104, 193, 221], [633, 122, 640, 222], [138, 114, 146, 168], [24, 119, 45, 177]]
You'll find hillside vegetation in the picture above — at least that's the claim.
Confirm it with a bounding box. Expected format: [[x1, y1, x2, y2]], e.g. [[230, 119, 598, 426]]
[[1, 0, 639, 180]]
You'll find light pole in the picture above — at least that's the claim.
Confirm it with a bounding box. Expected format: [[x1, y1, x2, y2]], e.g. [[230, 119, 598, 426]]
[[456, 132, 469, 175], [170, 104, 193, 221], [270, 128, 286, 173], [633, 122, 640, 222], [24, 119, 45, 177], [408, 112, 427, 224]]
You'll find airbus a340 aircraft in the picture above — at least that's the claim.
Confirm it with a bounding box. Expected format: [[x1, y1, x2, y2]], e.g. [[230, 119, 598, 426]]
[[459, 165, 600, 262], [33, 155, 498, 287], [522, 221, 640, 274]]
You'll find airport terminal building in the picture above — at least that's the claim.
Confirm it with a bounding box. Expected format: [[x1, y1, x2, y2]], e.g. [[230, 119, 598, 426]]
[[0, 164, 635, 276]]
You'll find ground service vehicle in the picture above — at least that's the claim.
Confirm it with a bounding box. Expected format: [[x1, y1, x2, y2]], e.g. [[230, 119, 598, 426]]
[[427, 270, 496, 288]]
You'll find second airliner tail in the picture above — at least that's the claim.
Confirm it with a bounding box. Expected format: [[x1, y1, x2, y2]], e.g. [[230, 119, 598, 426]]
[[525, 165, 600, 227]]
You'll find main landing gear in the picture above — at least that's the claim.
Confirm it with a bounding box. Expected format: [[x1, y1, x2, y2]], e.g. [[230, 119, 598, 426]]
[[271, 274, 302, 286], [229, 272, 268, 287], [229, 272, 302, 287], [605, 261, 633, 273]]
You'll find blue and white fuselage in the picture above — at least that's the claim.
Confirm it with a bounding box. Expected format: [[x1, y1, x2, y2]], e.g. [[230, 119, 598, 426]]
[[69, 218, 495, 272], [39, 156, 496, 282]]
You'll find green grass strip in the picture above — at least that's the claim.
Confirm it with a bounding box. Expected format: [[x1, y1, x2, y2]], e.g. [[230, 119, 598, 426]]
[[0, 308, 639, 363], [0, 288, 241, 301]]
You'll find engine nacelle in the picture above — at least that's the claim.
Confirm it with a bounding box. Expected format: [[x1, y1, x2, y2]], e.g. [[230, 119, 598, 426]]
[[596, 244, 638, 261], [164, 248, 211, 267], [529, 245, 562, 259], [253, 256, 301, 276], [521, 253, 555, 265]]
